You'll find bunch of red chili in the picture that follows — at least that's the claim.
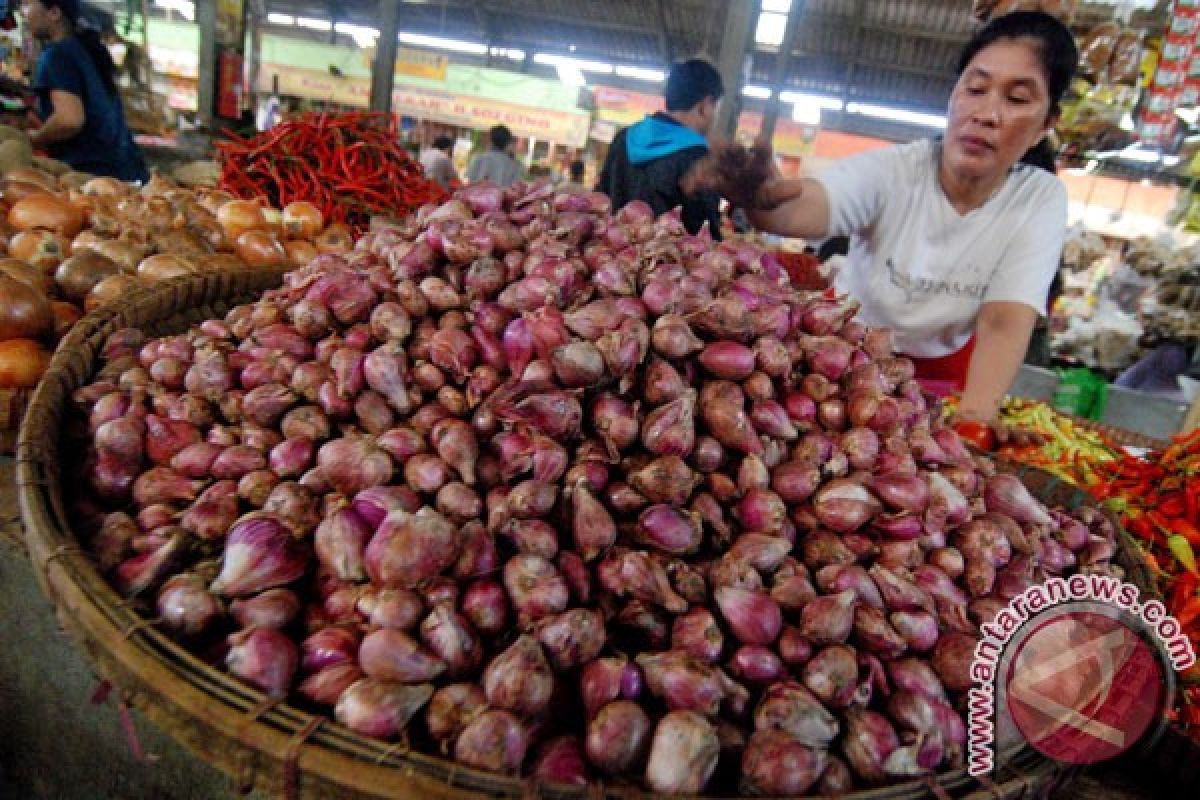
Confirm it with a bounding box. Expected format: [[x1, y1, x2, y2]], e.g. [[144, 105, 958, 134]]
[[215, 112, 448, 234], [1094, 427, 1200, 732]]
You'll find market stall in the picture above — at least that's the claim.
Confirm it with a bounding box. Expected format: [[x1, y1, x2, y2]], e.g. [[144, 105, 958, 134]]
[[3, 1, 1200, 799]]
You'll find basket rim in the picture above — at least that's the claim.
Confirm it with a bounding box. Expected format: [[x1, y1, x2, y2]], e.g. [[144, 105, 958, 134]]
[[16, 271, 1080, 800]]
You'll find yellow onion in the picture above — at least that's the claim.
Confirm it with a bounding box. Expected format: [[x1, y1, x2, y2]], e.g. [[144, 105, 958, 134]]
[[10, 229, 70, 272], [137, 253, 194, 283], [54, 250, 119, 304], [81, 176, 127, 197], [235, 229, 288, 268], [0, 273, 52, 340], [5, 166, 59, 191], [0, 338, 51, 388], [0, 256, 55, 295], [217, 199, 267, 241], [283, 201, 323, 239], [89, 238, 145, 273], [315, 223, 353, 254], [8, 193, 85, 237], [86, 273, 140, 311]]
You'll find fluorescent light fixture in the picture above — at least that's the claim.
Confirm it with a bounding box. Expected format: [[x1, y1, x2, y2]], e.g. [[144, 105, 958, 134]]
[[335, 22, 379, 49], [335, 22, 378, 38], [399, 32, 488, 55], [755, 12, 787, 47], [154, 0, 194, 21], [266, 13, 295, 26], [762, 0, 792, 11], [556, 64, 587, 87], [846, 102, 946, 129], [534, 54, 614, 74], [491, 47, 526, 61], [741, 85, 772, 99], [297, 17, 333, 32], [616, 65, 666, 82], [792, 100, 822, 125], [780, 91, 843, 111]]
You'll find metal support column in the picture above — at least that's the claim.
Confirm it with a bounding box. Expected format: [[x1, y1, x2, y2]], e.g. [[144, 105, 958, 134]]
[[246, 5, 263, 106], [713, 0, 757, 139], [195, 0, 217, 130], [370, 0, 402, 114], [761, 1, 805, 141]]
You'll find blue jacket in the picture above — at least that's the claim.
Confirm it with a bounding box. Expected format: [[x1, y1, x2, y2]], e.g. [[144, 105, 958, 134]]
[[596, 112, 722, 239]]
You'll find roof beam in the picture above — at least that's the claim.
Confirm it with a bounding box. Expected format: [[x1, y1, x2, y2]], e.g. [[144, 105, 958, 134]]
[[653, 0, 674, 65]]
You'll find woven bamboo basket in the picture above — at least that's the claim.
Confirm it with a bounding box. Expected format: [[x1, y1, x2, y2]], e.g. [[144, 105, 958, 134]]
[[18, 271, 1128, 800], [0, 386, 33, 454]]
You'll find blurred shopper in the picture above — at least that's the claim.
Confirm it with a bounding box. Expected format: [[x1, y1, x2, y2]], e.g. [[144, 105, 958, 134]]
[[466, 124, 523, 187], [420, 134, 459, 189], [562, 159, 588, 192], [596, 58, 724, 238], [22, 0, 148, 181]]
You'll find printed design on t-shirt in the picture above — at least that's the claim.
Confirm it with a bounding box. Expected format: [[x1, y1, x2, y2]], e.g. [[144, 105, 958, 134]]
[[885, 258, 986, 304]]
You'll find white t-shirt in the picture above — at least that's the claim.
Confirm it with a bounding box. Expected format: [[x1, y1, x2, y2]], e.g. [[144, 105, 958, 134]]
[[816, 139, 1067, 359]]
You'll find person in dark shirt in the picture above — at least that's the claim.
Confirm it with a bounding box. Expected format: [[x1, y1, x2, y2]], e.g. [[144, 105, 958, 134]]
[[22, 0, 148, 182], [596, 59, 724, 239]]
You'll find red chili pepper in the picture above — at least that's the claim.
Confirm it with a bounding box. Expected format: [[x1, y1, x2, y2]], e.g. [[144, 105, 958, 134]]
[[1161, 493, 1188, 518], [1169, 572, 1199, 615], [1176, 596, 1200, 631], [1128, 514, 1163, 545]]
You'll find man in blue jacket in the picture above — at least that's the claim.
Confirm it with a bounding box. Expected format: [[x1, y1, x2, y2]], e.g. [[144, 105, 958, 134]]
[[597, 59, 724, 239]]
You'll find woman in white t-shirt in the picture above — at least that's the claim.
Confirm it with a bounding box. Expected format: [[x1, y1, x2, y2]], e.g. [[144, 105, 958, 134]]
[[748, 12, 1078, 432]]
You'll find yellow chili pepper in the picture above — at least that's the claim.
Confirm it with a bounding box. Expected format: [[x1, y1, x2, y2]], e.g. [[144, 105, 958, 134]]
[[1168, 533, 1199, 575]]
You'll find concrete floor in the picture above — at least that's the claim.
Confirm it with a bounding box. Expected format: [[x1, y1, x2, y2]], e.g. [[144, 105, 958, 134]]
[[0, 460, 1177, 799]]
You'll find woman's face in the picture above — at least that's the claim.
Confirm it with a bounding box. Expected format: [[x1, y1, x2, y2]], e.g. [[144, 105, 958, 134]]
[[20, 1, 56, 38], [944, 38, 1054, 182]]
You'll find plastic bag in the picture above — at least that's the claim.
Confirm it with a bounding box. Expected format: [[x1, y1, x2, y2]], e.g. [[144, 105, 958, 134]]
[[1079, 23, 1120, 78], [1110, 31, 1144, 85], [1053, 368, 1109, 420]]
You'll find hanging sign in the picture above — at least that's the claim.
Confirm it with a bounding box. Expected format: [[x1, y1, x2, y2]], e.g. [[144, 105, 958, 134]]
[[364, 47, 450, 81]]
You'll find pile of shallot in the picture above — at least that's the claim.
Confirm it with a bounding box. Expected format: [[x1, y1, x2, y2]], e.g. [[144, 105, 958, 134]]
[[68, 181, 1124, 795]]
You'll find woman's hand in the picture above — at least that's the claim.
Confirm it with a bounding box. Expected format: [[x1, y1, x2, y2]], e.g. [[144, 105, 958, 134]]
[[682, 138, 807, 210], [951, 412, 1045, 451]]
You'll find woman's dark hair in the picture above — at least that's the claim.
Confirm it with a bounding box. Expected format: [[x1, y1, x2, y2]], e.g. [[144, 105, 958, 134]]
[[569, 159, 585, 181], [957, 11, 1078, 113], [665, 59, 724, 112], [40, 0, 118, 96], [1019, 137, 1058, 172], [489, 125, 514, 151], [432, 134, 454, 151]]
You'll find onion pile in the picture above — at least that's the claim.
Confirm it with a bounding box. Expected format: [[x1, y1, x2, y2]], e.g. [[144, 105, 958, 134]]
[[0, 167, 339, 390], [68, 181, 1124, 795]]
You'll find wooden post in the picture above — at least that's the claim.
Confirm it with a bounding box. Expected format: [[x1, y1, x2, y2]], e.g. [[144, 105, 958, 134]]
[[713, 0, 756, 139], [195, 0, 217, 130], [369, 0, 402, 114]]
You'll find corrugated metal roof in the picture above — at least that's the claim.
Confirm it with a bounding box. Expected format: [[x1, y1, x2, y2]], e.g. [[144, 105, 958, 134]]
[[116, 0, 1169, 137]]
